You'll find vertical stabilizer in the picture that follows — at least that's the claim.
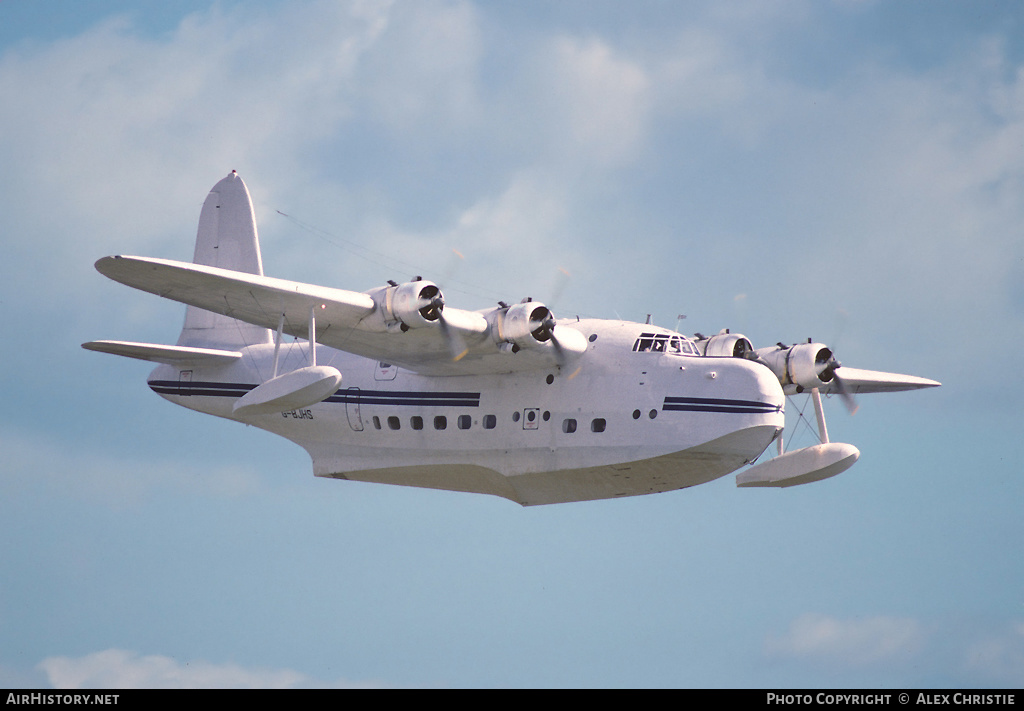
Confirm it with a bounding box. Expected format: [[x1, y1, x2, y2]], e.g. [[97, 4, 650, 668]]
[[177, 171, 273, 348]]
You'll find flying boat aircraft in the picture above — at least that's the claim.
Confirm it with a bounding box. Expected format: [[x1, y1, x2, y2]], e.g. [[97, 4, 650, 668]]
[[83, 172, 940, 505]]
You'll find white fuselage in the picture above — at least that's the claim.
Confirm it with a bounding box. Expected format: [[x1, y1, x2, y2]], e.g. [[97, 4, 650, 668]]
[[147, 318, 785, 505]]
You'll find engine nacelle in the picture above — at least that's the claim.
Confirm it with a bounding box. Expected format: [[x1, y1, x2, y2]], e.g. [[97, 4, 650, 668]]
[[756, 342, 836, 392], [385, 280, 444, 330], [493, 300, 555, 349], [695, 330, 754, 358]]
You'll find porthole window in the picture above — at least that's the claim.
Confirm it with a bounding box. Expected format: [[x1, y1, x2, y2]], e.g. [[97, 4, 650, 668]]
[[542, 411, 551, 421], [458, 414, 472, 430], [589, 333, 598, 342], [632, 409, 641, 420], [546, 374, 554, 384], [483, 414, 497, 429], [512, 411, 521, 423], [433, 415, 447, 430], [649, 409, 658, 420], [372, 415, 382, 430], [388, 415, 401, 430], [591, 418, 606, 433], [411, 416, 423, 430], [562, 418, 577, 434]]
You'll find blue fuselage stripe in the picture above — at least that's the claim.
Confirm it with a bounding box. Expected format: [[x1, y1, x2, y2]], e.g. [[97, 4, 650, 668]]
[[148, 381, 480, 406], [149, 382, 774, 414], [662, 397, 780, 414]]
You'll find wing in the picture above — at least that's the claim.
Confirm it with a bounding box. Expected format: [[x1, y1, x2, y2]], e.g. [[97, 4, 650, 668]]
[[94, 255, 584, 375], [819, 367, 941, 395]]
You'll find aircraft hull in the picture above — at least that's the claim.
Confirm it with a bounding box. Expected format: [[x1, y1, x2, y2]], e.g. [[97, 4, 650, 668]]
[[316, 424, 779, 506], [148, 319, 785, 505]]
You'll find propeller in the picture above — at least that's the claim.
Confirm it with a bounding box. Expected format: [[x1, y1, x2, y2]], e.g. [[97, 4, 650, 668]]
[[527, 305, 569, 367], [817, 348, 859, 415], [416, 283, 444, 321], [415, 283, 468, 361]]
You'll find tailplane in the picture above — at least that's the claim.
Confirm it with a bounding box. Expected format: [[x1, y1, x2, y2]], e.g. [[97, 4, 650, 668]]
[[177, 171, 272, 349]]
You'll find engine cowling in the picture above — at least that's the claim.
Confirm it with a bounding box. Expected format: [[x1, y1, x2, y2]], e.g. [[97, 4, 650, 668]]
[[497, 301, 555, 348], [756, 342, 836, 392], [695, 330, 754, 358], [386, 280, 444, 330]]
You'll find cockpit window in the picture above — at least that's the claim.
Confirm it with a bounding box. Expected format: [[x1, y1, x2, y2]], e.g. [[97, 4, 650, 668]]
[[632, 332, 699, 356]]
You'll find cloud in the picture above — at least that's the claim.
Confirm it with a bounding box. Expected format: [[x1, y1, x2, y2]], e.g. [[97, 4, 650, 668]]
[[38, 649, 380, 689], [0, 1, 391, 285], [537, 35, 652, 168], [766, 613, 926, 667], [352, 0, 482, 136]]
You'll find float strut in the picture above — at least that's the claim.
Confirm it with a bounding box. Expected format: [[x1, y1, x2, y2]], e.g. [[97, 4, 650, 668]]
[[272, 312, 285, 379], [308, 306, 317, 367], [811, 387, 829, 444]]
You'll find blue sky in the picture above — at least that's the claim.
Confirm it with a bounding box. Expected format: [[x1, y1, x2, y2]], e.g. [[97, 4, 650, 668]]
[[1, 0, 1021, 688]]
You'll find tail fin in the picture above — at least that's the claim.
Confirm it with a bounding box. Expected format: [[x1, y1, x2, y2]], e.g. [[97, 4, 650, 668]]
[[177, 171, 273, 349]]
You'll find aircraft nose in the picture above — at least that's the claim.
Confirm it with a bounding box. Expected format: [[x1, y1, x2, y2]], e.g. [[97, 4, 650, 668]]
[[726, 356, 786, 420], [749, 358, 785, 411]]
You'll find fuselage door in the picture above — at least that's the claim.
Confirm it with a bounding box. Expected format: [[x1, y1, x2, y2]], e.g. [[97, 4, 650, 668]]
[[523, 408, 541, 430], [345, 387, 363, 431]]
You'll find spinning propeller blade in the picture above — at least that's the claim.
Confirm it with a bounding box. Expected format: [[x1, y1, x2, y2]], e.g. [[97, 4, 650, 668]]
[[818, 350, 859, 415], [414, 287, 468, 362]]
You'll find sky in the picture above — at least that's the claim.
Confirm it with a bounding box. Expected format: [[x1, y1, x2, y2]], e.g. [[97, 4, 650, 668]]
[[1, 0, 1022, 689]]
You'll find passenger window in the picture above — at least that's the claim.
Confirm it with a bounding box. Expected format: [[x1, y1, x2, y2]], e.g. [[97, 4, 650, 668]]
[[411, 416, 423, 430], [372, 416, 382, 430], [458, 414, 472, 430], [433, 415, 447, 430], [387, 416, 401, 430], [562, 418, 577, 434], [483, 414, 496, 429], [591, 418, 606, 433]]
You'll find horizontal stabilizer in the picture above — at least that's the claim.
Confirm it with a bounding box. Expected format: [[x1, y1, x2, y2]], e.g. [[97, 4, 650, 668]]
[[82, 340, 242, 365], [736, 442, 859, 488], [232, 365, 343, 418]]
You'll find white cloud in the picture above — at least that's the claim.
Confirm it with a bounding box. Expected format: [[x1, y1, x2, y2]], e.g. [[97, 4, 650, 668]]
[[766, 613, 926, 667], [538, 35, 652, 168], [353, 0, 482, 135], [38, 649, 380, 689], [0, 0, 391, 284]]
